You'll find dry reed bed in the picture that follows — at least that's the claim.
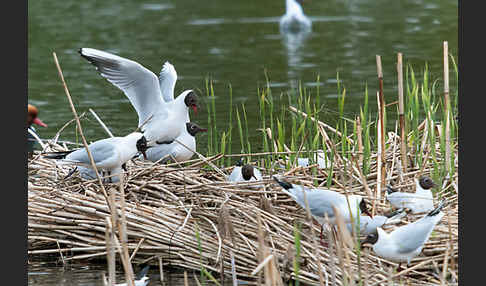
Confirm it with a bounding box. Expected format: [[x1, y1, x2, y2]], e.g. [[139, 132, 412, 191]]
[[28, 129, 458, 286]]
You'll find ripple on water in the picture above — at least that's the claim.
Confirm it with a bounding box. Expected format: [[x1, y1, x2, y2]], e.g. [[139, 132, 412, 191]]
[[141, 3, 174, 11]]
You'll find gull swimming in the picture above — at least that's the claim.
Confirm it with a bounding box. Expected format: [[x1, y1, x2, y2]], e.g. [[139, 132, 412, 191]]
[[43, 132, 149, 183], [280, 0, 312, 33], [79, 48, 198, 145], [386, 176, 435, 213], [361, 200, 445, 270]]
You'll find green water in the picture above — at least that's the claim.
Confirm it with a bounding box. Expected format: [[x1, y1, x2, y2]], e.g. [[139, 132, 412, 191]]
[[29, 0, 457, 155]]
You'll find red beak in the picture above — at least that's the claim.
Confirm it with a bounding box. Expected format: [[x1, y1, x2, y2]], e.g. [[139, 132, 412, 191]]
[[200, 128, 208, 132], [191, 105, 198, 116], [33, 118, 47, 127]]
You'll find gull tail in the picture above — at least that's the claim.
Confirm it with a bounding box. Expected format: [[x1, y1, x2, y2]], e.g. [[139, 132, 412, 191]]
[[43, 150, 75, 160], [427, 200, 445, 217]]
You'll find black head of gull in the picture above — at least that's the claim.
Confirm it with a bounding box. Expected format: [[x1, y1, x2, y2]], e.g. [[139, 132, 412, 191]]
[[418, 176, 436, 190], [359, 198, 373, 218], [360, 232, 379, 249], [184, 91, 199, 115], [186, 122, 207, 137], [241, 164, 257, 181], [136, 135, 150, 160]]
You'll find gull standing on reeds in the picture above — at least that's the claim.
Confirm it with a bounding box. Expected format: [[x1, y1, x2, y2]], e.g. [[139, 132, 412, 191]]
[[280, 0, 312, 33], [79, 48, 198, 146], [346, 208, 408, 236], [361, 200, 445, 270], [141, 62, 207, 163], [227, 160, 263, 189], [273, 175, 372, 241], [43, 132, 150, 183], [28, 104, 48, 155], [386, 176, 435, 214]]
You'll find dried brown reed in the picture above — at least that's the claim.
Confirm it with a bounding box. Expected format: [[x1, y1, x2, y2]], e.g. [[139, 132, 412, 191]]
[[28, 119, 458, 285]]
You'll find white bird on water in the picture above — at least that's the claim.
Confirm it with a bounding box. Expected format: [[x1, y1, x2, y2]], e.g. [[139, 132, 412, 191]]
[[79, 48, 198, 146], [43, 132, 149, 183], [346, 208, 408, 236], [361, 200, 445, 270], [280, 0, 312, 33], [227, 160, 263, 189], [273, 175, 372, 242], [142, 62, 207, 163], [386, 176, 435, 214]]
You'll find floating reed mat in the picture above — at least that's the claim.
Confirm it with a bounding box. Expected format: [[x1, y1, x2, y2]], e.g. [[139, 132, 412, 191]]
[[28, 143, 458, 285]]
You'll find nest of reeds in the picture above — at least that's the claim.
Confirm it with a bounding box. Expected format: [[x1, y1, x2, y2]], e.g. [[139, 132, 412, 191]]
[[28, 126, 458, 285]]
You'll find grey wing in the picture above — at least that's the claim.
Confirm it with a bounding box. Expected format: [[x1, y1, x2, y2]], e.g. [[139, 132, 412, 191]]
[[80, 48, 167, 126], [66, 138, 118, 167], [159, 61, 177, 102], [303, 191, 337, 218], [145, 143, 175, 162]]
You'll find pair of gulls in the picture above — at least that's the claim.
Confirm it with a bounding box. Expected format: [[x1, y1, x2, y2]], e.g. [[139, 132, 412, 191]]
[[44, 48, 207, 182], [273, 175, 443, 270]]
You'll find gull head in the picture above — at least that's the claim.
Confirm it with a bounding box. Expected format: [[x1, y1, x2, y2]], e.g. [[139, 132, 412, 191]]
[[136, 135, 150, 160], [183, 90, 199, 115], [186, 122, 207, 137], [359, 198, 373, 218], [418, 176, 436, 190], [241, 164, 257, 181], [360, 231, 379, 249]]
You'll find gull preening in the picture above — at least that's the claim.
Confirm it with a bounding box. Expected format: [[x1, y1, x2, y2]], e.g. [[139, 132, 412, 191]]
[[43, 132, 149, 183], [142, 62, 207, 163], [347, 208, 408, 236], [361, 200, 445, 269], [144, 122, 207, 163], [228, 160, 264, 189], [386, 176, 435, 213], [79, 48, 198, 145], [280, 0, 312, 33]]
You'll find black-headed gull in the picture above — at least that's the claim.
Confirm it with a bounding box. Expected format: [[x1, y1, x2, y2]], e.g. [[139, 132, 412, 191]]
[[79, 48, 198, 145], [227, 160, 264, 189], [361, 200, 445, 270], [386, 176, 435, 213], [346, 208, 408, 236], [273, 175, 372, 242], [141, 62, 206, 163], [281, 150, 331, 169], [280, 0, 312, 33], [28, 104, 47, 155], [144, 122, 207, 163], [113, 265, 150, 286], [43, 132, 149, 183]]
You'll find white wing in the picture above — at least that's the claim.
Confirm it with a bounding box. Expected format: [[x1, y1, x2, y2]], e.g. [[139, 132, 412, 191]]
[[80, 48, 167, 126], [159, 61, 177, 102]]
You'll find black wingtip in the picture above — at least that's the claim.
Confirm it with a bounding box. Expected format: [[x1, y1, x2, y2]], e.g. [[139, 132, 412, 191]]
[[273, 176, 292, 190], [42, 150, 75, 160], [386, 185, 398, 194], [427, 200, 445, 217]]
